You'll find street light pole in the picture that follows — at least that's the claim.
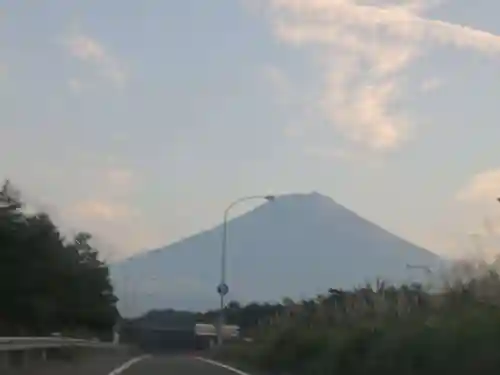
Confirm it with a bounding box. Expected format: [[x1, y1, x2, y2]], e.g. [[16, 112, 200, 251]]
[[217, 195, 275, 345]]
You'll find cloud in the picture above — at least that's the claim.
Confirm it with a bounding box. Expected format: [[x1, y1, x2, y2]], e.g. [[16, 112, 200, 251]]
[[0, 64, 7, 78], [456, 169, 500, 203], [63, 33, 127, 87], [262, 65, 293, 106], [450, 169, 500, 261], [106, 168, 134, 188], [256, 0, 500, 153], [100, 168, 136, 199], [420, 78, 443, 92], [68, 78, 85, 94], [66, 167, 137, 223], [304, 145, 384, 167], [71, 200, 133, 221]]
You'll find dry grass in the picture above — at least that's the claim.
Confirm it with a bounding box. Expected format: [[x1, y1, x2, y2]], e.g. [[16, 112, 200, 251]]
[[218, 260, 500, 374]]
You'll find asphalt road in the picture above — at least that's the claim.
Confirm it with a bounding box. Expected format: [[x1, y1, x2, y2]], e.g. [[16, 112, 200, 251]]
[[4, 352, 251, 375], [118, 355, 249, 375], [4, 350, 135, 375]]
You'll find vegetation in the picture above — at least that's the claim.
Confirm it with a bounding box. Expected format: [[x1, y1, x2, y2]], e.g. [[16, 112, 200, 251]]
[[206, 261, 500, 374], [119, 230, 500, 374], [124, 301, 287, 338], [0, 180, 118, 337]]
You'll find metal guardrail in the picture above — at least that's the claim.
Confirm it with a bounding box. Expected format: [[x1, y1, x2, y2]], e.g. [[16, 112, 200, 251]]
[[0, 337, 117, 351], [0, 336, 127, 370]]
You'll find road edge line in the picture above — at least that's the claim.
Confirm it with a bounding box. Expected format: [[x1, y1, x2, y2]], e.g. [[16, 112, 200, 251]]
[[108, 354, 151, 375], [195, 357, 252, 375]]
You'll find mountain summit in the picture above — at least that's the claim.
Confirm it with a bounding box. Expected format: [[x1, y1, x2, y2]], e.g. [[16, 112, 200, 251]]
[[110, 192, 440, 317]]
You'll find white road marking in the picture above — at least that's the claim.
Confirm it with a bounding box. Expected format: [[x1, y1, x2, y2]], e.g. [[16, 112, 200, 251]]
[[195, 357, 252, 375], [108, 354, 151, 375]]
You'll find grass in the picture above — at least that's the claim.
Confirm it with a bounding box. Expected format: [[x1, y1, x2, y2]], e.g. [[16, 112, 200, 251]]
[[215, 260, 500, 374]]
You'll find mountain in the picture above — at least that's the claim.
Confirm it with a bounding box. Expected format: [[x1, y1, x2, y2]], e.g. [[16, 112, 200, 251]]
[[110, 192, 441, 317]]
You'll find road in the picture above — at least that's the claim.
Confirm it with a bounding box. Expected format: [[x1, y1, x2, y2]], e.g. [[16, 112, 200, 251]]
[[111, 355, 250, 375], [4, 351, 252, 375]]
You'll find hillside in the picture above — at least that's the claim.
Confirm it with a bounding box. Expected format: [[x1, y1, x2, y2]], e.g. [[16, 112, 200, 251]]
[[110, 192, 441, 317]]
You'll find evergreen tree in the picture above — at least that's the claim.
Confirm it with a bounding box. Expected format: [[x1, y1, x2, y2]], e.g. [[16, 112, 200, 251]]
[[0, 180, 118, 336]]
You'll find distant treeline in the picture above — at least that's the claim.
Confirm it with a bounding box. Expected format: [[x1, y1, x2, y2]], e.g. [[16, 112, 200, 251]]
[[125, 298, 304, 339], [0, 181, 118, 337], [120, 300, 287, 349]]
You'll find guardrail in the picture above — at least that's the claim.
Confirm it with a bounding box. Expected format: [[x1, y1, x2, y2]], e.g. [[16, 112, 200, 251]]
[[0, 336, 121, 370], [0, 337, 116, 351]]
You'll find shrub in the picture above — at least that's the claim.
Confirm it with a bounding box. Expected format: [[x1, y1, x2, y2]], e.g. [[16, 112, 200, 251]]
[[218, 262, 500, 374]]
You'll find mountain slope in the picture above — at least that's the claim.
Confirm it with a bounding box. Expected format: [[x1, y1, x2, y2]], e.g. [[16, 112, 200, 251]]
[[110, 192, 441, 317]]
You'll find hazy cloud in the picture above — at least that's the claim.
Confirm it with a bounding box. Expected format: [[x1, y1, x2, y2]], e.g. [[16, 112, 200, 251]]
[[255, 0, 500, 153], [70, 167, 137, 219], [71, 200, 133, 221], [63, 33, 127, 87], [451, 169, 500, 260], [420, 77, 443, 92], [0, 64, 7, 79], [106, 168, 134, 189], [304, 145, 384, 167], [262, 65, 292, 101], [54, 165, 149, 257], [456, 169, 500, 203], [68, 78, 84, 94]]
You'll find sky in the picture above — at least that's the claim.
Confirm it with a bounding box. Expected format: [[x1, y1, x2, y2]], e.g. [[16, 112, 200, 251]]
[[2, 0, 500, 262]]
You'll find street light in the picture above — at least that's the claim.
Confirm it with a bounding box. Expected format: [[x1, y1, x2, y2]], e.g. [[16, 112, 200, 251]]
[[217, 195, 276, 345]]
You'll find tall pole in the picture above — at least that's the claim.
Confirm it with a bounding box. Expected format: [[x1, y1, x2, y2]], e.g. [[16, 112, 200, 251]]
[[217, 195, 275, 345], [218, 210, 229, 345]]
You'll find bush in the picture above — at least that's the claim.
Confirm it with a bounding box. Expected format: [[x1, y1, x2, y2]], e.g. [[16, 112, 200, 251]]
[[218, 263, 500, 374]]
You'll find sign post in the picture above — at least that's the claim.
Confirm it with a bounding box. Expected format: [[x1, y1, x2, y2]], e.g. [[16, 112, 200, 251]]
[[217, 283, 229, 345]]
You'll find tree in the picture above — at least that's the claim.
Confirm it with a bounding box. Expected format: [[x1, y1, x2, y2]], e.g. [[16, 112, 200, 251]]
[[0, 180, 118, 336]]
